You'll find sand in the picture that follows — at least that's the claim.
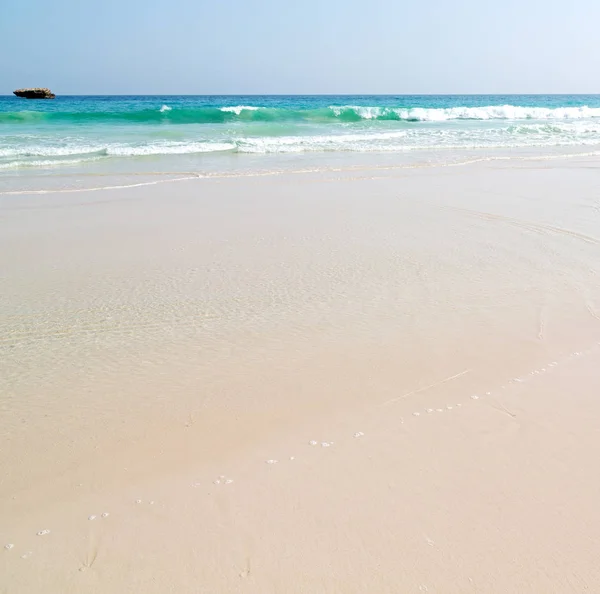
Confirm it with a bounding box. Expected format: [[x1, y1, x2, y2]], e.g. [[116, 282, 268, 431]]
[[2, 155, 600, 592]]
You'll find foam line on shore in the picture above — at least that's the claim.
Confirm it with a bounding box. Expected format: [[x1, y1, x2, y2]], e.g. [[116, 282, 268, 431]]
[[3, 149, 600, 196]]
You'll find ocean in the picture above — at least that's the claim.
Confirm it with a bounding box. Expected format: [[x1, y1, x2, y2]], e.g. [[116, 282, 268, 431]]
[[3, 94, 600, 190]]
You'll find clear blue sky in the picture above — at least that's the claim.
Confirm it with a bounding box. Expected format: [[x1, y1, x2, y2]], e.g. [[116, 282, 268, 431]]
[[2, 0, 599, 94]]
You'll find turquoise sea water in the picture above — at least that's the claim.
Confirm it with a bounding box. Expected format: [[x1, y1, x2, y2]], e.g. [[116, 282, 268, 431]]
[[3, 95, 600, 188]]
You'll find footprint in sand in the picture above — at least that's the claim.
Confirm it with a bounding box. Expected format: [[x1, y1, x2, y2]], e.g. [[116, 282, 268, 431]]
[[215, 476, 234, 484], [4, 544, 14, 550], [36, 530, 50, 536]]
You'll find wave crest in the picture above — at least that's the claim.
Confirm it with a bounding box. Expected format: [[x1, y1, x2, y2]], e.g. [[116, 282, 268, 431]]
[[5, 104, 600, 125], [219, 105, 260, 115], [329, 105, 600, 121]]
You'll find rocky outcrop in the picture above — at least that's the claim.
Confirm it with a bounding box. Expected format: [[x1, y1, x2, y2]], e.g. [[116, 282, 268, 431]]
[[13, 88, 56, 99]]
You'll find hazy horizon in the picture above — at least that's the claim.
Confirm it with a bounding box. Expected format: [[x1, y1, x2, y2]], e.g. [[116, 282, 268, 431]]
[[3, 0, 600, 95], [5, 93, 600, 97]]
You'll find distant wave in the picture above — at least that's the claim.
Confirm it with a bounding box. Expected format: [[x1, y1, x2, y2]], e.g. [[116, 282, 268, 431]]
[[5, 104, 600, 125]]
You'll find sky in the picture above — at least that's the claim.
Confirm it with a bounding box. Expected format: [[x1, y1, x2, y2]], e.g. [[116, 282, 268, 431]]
[[2, 0, 600, 95]]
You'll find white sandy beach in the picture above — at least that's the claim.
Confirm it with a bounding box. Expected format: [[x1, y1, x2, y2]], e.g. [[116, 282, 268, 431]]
[[2, 156, 600, 592]]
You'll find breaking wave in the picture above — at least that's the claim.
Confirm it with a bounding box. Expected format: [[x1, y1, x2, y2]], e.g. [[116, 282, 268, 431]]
[[4, 104, 600, 125]]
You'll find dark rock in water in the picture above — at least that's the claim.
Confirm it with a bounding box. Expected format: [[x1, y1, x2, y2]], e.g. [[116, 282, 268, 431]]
[[13, 88, 56, 99]]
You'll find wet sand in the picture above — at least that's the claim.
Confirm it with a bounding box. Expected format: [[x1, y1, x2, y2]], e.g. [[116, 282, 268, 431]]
[[2, 156, 600, 592]]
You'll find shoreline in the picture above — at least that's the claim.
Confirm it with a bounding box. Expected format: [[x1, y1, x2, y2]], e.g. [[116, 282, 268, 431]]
[[3, 145, 600, 196]]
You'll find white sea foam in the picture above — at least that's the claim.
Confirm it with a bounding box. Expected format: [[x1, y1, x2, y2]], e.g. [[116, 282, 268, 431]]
[[329, 104, 600, 121], [0, 156, 107, 170], [0, 142, 236, 167], [236, 131, 408, 153], [220, 105, 260, 115], [0, 147, 108, 158], [159, 105, 172, 112], [107, 142, 236, 156]]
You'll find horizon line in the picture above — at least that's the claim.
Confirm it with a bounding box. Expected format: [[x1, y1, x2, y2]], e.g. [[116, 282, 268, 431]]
[[3, 92, 600, 97]]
